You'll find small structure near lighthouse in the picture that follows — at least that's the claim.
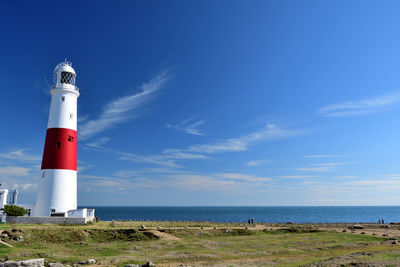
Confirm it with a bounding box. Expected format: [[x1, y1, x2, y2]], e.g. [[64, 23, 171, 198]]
[[2, 61, 94, 224]]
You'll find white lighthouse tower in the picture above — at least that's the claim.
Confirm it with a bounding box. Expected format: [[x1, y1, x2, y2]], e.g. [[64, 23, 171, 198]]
[[33, 60, 79, 217]]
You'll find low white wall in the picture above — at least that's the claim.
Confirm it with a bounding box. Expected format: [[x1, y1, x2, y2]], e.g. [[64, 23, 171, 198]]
[[6, 216, 94, 225]]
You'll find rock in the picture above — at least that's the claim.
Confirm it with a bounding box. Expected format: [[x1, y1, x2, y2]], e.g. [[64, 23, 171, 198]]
[[225, 228, 232, 233], [342, 229, 347, 232], [360, 232, 366, 234], [184, 226, 189, 230], [48, 263, 65, 267], [200, 226, 204, 229], [157, 226, 162, 230], [373, 233, 377, 235], [392, 240, 398, 244], [213, 227, 216, 230], [0, 261, 19, 267], [142, 262, 156, 267], [78, 259, 96, 265], [287, 222, 294, 225], [389, 237, 396, 240], [13, 236, 23, 242], [19, 258, 44, 267], [381, 224, 390, 228], [140, 225, 146, 229], [0, 258, 44, 267], [245, 226, 249, 230], [383, 233, 388, 236], [352, 224, 364, 229]]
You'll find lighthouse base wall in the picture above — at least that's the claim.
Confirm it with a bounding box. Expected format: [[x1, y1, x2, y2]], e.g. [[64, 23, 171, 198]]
[[6, 216, 94, 225], [33, 169, 77, 217]]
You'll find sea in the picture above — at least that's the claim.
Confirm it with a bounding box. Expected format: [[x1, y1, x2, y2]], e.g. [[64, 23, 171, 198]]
[[82, 206, 400, 223]]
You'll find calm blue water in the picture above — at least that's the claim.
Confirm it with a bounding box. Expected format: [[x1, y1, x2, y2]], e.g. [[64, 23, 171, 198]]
[[81, 206, 400, 223]]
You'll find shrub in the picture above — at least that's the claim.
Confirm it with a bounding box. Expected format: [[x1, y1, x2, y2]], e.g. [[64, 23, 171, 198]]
[[3, 205, 28, 216]]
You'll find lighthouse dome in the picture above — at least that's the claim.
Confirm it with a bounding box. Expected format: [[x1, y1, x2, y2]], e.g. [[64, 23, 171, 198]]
[[53, 60, 77, 89], [54, 60, 76, 75]]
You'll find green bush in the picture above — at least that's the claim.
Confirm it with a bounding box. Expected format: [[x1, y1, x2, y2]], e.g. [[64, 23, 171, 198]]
[[3, 205, 28, 216]]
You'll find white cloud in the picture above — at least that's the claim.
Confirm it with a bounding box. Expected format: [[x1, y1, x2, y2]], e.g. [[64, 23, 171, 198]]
[[79, 69, 170, 140], [188, 124, 308, 154], [119, 152, 182, 168], [318, 91, 400, 117], [0, 166, 30, 177], [341, 180, 400, 187], [280, 175, 319, 179], [80, 170, 273, 192], [297, 163, 345, 172], [304, 155, 344, 158], [167, 174, 236, 191], [13, 182, 38, 192], [0, 149, 41, 162], [86, 123, 308, 169], [167, 117, 206, 136], [218, 173, 272, 182], [86, 137, 111, 149], [245, 159, 270, 167], [162, 149, 207, 160], [335, 175, 357, 179]]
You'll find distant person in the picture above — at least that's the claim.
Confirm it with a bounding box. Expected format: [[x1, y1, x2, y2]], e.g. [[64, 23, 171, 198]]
[[252, 218, 255, 226], [378, 219, 381, 224], [248, 219, 251, 225]]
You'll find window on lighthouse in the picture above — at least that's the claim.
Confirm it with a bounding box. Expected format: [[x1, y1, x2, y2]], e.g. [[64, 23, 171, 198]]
[[60, 71, 76, 85]]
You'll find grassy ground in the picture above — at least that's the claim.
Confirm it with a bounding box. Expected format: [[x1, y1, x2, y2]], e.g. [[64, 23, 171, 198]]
[[1, 221, 400, 266]]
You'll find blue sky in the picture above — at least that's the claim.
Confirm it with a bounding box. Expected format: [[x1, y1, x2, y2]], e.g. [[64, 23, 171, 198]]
[[2, 0, 400, 206]]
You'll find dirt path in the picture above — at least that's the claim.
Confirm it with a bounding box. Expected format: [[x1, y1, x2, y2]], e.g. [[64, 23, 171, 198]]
[[149, 230, 181, 241]]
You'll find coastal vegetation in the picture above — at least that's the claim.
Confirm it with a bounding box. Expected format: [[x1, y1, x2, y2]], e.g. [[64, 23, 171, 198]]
[[2, 205, 28, 217], [0, 221, 400, 266]]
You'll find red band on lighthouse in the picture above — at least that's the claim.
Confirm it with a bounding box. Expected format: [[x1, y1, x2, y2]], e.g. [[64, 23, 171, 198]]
[[41, 128, 77, 171]]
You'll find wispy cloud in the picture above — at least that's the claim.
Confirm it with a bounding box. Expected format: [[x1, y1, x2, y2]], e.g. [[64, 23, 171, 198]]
[[341, 180, 400, 186], [280, 175, 319, 179], [86, 137, 111, 149], [13, 182, 38, 192], [80, 170, 273, 192], [304, 155, 344, 158], [297, 162, 345, 172], [0, 149, 41, 162], [188, 124, 308, 154], [245, 159, 270, 167], [218, 173, 272, 182], [167, 174, 236, 190], [167, 117, 206, 136], [318, 91, 400, 117], [118, 152, 182, 168], [79, 69, 171, 140], [86, 123, 308, 169], [0, 166, 30, 177]]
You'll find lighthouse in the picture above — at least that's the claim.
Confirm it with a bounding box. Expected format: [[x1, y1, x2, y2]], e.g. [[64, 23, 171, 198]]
[[33, 61, 79, 217]]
